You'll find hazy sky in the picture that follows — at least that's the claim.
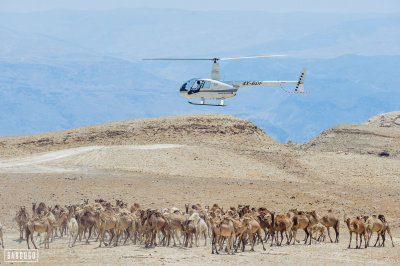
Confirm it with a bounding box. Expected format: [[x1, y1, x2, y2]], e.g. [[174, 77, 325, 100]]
[[1, 0, 400, 13]]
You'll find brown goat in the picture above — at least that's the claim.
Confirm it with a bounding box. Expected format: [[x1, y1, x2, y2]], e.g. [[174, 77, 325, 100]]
[[344, 216, 367, 249], [242, 214, 266, 251], [15, 206, 29, 239], [366, 215, 384, 247], [271, 213, 292, 246], [290, 210, 318, 245], [319, 210, 340, 243], [379, 215, 394, 247]]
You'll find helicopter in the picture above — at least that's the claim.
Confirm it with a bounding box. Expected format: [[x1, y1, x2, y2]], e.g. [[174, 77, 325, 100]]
[[143, 55, 306, 106]]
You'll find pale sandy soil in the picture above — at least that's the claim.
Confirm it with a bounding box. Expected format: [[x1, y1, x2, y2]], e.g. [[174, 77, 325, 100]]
[[1, 229, 399, 265], [0, 156, 399, 265], [0, 114, 399, 265]]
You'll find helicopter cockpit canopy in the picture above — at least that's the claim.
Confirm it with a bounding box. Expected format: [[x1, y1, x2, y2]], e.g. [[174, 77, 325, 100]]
[[179, 78, 211, 94]]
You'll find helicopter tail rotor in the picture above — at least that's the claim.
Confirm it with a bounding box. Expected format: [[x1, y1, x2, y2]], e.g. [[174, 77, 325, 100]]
[[295, 68, 307, 93]]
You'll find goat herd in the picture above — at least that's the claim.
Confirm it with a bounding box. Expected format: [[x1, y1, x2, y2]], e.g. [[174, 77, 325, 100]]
[[6, 199, 395, 254]]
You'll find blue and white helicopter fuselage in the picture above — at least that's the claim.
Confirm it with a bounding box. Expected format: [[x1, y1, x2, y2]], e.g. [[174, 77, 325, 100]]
[[144, 55, 306, 106], [179, 65, 306, 106]]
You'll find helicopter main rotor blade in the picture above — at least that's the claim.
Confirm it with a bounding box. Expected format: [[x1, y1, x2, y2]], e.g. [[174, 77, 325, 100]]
[[142, 58, 216, 61], [220, 55, 288, 60], [143, 55, 288, 61]]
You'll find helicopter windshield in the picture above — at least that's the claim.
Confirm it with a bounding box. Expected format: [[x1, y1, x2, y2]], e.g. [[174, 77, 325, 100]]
[[191, 80, 203, 90], [180, 79, 210, 94], [180, 82, 187, 92]]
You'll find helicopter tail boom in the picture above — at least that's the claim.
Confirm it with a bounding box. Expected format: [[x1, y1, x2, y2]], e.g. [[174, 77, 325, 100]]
[[232, 68, 306, 93]]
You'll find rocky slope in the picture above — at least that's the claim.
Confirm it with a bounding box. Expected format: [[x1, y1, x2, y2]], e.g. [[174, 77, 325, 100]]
[[364, 111, 400, 128], [0, 114, 281, 158], [299, 111, 400, 157], [0, 113, 306, 183]]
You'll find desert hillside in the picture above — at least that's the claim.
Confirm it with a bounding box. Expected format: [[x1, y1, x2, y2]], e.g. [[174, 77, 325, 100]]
[[0, 114, 280, 159], [364, 111, 400, 128], [0, 114, 301, 181], [299, 111, 400, 157], [0, 113, 399, 265]]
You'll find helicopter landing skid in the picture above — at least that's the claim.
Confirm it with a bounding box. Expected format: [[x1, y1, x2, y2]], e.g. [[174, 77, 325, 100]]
[[188, 101, 226, 107]]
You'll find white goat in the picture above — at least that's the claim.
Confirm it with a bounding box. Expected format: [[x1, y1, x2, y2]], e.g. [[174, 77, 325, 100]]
[[188, 213, 208, 246], [311, 223, 327, 243], [68, 218, 78, 247]]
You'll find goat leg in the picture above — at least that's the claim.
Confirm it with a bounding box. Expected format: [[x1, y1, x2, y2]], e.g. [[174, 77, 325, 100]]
[[348, 232, 352, 248]]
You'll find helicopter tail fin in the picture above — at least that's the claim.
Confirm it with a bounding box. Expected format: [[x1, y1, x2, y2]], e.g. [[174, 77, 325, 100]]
[[295, 68, 306, 93]]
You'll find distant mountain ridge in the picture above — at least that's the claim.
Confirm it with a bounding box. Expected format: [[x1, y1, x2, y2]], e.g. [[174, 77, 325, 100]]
[[0, 9, 398, 59], [0, 9, 399, 143]]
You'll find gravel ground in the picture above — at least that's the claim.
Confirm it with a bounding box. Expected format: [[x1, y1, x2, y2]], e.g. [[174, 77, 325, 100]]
[[0, 114, 399, 264]]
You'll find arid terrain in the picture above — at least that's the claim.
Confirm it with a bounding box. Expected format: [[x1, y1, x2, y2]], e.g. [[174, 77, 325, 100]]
[[0, 113, 399, 265]]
